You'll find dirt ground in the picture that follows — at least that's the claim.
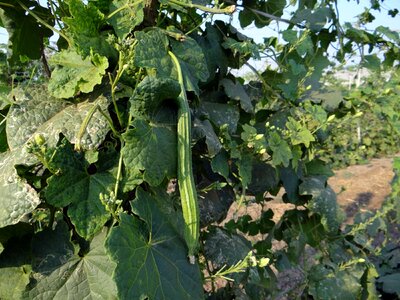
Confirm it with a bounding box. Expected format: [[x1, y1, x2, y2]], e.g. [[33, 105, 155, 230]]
[[207, 157, 397, 294], [328, 157, 395, 223], [225, 157, 396, 226]]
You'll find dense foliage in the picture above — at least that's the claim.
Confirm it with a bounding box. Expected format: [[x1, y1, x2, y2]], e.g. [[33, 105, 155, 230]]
[[0, 0, 399, 299], [317, 69, 400, 168]]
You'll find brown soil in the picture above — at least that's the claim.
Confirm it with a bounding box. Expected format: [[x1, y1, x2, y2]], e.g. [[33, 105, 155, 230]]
[[224, 157, 396, 227], [207, 157, 397, 295], [329, 157, 395, 223]]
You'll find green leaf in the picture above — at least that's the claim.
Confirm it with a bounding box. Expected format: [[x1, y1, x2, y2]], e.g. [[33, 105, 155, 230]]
[[0, 265, 30, 299], [106, 189, 204, 300], [195, 23, 229, 81], [362, 54, 381, 71], [63, 0, 115, 57], [48, 49, 109, 98], [193, 117, 222, 157], [198, 182, 235, 226], [304, 101, 327, 124], [288, 59, 306, 76], [237, 152, 253, 189], [44, 140, 115, 239], [220, 78, 254, 113], [37, 96, 110, 151], [26, 224, 117, 299], [309, 88, 344, 112], [375, 26, 400, 43], [7, 88, 110, 151], [198, 101, 240, 134], [30, 221, 73, 275], [0, 149, 40, 228], [247, 162, 279, 197], [109, 0, 144, 39], [170, 37, 209, 94], [282, 29, 298, 44], [268, 131, 292, 167], [279, 165, 301, 203], [299, 176, 342, 232], [122, 118, 176, 186], [0, 234, 32, 299], [211, 150, 230, 180], [286, 117, 315, 148], [6, 87, 66, 150], [134, 29, 208, 94], [377, 273, 400, 295], [0, 1, 53, 64], [204, 227, 252, 269], [134, 29, 173, 77], [308, 264, 364, 300], [292, 7, 333, 32], [222, 37, 261, 60], [129, 76, 180, 118], [305, 159, 334, 177]]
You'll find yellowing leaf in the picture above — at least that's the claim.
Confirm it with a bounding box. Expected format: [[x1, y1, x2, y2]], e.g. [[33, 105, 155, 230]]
[[48, 50, 108, 98]]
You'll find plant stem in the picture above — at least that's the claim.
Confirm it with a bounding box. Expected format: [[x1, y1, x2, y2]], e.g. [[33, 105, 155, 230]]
[[108, 73, 124, 128], [75, 103, 100, 151], [48, 0, 64, 33], [98, 107, 120, 138], [114, 146, 124, 198], [169, 0, 236, 14], [0, 2, 14, 8], [107, 0, 145, 19], [16, 0, 73, 47]]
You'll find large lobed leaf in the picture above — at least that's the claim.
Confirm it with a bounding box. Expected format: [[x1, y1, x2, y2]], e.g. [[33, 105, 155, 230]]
[[0, 232, 32, 299], [308, 263, 365, 300], [25, 222, 117, 299], [7, 87, 110, 151], [106, 189, 204, 300], [6, 87, 67, 151], [44, 140, 116, 239], [63, 0, 115, 57], [109, 0, 144, 39], [48, 49, 109, 99], [0, 0, 53, 64], [299, 176, 342, 232], [134, 28, 209, 94], [220, 78, 254, 113], [129, 76, 180, 119], [0, 149, 40, 228], [204, 227, 252, 268], [122, 118, 177, 187]]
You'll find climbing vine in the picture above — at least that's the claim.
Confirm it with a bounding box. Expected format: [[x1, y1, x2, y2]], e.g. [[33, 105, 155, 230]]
[[0, 0, 399, 298]]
